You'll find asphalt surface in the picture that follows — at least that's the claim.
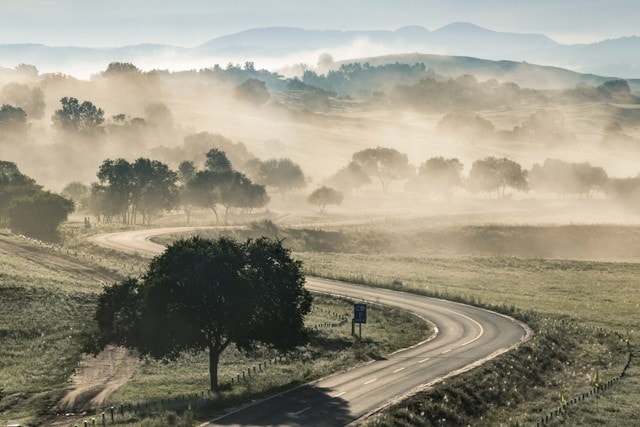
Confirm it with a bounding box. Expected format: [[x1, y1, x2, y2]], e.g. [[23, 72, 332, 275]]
[[91, 228, 530, 427]]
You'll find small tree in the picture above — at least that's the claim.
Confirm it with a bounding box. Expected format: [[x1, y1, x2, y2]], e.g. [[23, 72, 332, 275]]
[[61, 182, 90, 211], [352, 147, 412, 191], [468, 157, 528, 198], [327, 162, 371, 193], [205, 148, 233, 173], [409, 157, 463, 198], [258, 158, 307, 199], [235, 78, 270, 106], [88, 236, 312, 393], [52, 97, 105, 136], [8, 191, 74, 241], [308, 186, 343, 213]]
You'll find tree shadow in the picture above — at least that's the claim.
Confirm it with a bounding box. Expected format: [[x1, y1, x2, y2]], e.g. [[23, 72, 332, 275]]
[[211, 384, 353, 426]]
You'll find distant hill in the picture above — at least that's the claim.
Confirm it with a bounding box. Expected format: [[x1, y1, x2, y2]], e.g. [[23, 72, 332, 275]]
[[0, 22, 639, 81], [331, 53, 614, 90], [194, 23, 558, 62]]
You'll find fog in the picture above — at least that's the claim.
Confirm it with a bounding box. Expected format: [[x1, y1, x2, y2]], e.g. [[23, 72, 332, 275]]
[[2, 56, 640, 230]]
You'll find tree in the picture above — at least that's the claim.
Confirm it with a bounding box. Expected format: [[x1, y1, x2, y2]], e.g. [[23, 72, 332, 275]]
[[436, 110, 494, 140], [96, 158, 177, 224], [205, 148, 233, 173], [408, 157, 463, 198], [326, 161, 372, 193], [177, 160, 196, 184], [61, 182, 90, 211], [8, 191, 74, 241], [52, 97, 105, 135], [351, 147, 412, 191], [0, 104, 28, 142], [0, 161, 40, 226], [468, 157, 528, 198], [89, 236, 312, 393], [257, 158, 307, 199], [529, 159, 607, 198], [86, 183, 120, 223], [97, 158, 134, 224], [308, 186, 344, 213], [0, 83, 45, 119], [235, 78, 270, 106], [104, 62, 141, 75], [132, 158, 178, 225], [217, 171, 269, 217], [189, 171, 222, 222]]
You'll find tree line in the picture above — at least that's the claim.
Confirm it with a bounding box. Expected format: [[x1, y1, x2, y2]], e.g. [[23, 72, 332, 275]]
[[326, 146, 631, 202]]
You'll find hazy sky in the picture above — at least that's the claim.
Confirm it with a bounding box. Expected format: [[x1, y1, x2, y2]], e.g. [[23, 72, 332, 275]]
[[0, 0, 638, 47]]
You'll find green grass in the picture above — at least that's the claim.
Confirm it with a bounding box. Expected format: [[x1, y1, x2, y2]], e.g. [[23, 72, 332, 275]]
[[298, 252, 640, 332]]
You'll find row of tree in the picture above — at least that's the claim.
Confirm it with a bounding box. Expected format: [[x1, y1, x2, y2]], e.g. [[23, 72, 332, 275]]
[[325, 146, 615, 200], [61, 145, 635, 225], [0, 161, 73, 240]]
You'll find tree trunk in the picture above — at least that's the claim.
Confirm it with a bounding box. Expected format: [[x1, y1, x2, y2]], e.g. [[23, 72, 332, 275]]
[[211, 206, 219, 223], [209, 344, 221, 394]]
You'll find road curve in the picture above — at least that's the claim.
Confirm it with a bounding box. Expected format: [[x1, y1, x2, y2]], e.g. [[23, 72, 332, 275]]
[[90, 228, 531, 427]]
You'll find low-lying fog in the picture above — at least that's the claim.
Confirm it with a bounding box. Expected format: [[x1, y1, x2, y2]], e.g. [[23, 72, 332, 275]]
[[2, 59, 640, 228]]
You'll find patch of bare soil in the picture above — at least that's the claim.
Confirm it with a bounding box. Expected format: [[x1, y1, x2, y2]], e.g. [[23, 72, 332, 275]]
[[56, 346, 137, 412]]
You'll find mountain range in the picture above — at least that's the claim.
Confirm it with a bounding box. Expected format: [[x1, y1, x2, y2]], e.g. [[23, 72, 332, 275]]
[[1, 22, 639, 82]]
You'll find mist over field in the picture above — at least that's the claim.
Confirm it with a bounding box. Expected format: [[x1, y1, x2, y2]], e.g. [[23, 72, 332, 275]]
[[2, 55, 640, 230], [2, 4, 640, 425]]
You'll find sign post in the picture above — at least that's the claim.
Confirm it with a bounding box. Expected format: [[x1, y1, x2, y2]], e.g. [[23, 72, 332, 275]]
[[353, 303, 367, 338]]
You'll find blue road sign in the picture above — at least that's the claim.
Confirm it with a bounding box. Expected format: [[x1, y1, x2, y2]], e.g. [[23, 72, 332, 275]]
[[354, 303, 367, 324]]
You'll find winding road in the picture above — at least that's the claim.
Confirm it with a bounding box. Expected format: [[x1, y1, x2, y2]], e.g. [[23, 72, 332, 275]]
[[90, 228, 531, 427]]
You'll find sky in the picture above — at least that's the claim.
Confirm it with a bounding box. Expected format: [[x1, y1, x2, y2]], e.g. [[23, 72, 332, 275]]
[[0, 0, 638, 47]]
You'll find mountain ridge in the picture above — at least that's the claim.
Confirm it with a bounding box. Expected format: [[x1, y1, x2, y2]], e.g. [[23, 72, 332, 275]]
[[0, 22, 638, 79]]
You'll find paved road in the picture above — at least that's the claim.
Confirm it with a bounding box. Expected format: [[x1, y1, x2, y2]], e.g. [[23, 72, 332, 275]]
[[91, 228, 531, 426]]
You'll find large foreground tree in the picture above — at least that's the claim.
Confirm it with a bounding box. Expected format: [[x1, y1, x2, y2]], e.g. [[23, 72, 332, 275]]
[[89, 236, 312, 393]]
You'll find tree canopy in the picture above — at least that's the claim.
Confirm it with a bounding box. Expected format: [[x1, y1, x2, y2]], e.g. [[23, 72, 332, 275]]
[[308, 186, 344, 213], [95, 157, 178, 224], [0, 160, 72, 240], [468, 156, 528, 198], [256, 158, 307, 198], [327, 161, 372, 193], [89, 236, 312, 393], [408, 157, 463, 198], [529, 158, 607, 198], [52, 96, 105, 136], [235, 78, 271, 106], [351, 147, 412, 191]]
